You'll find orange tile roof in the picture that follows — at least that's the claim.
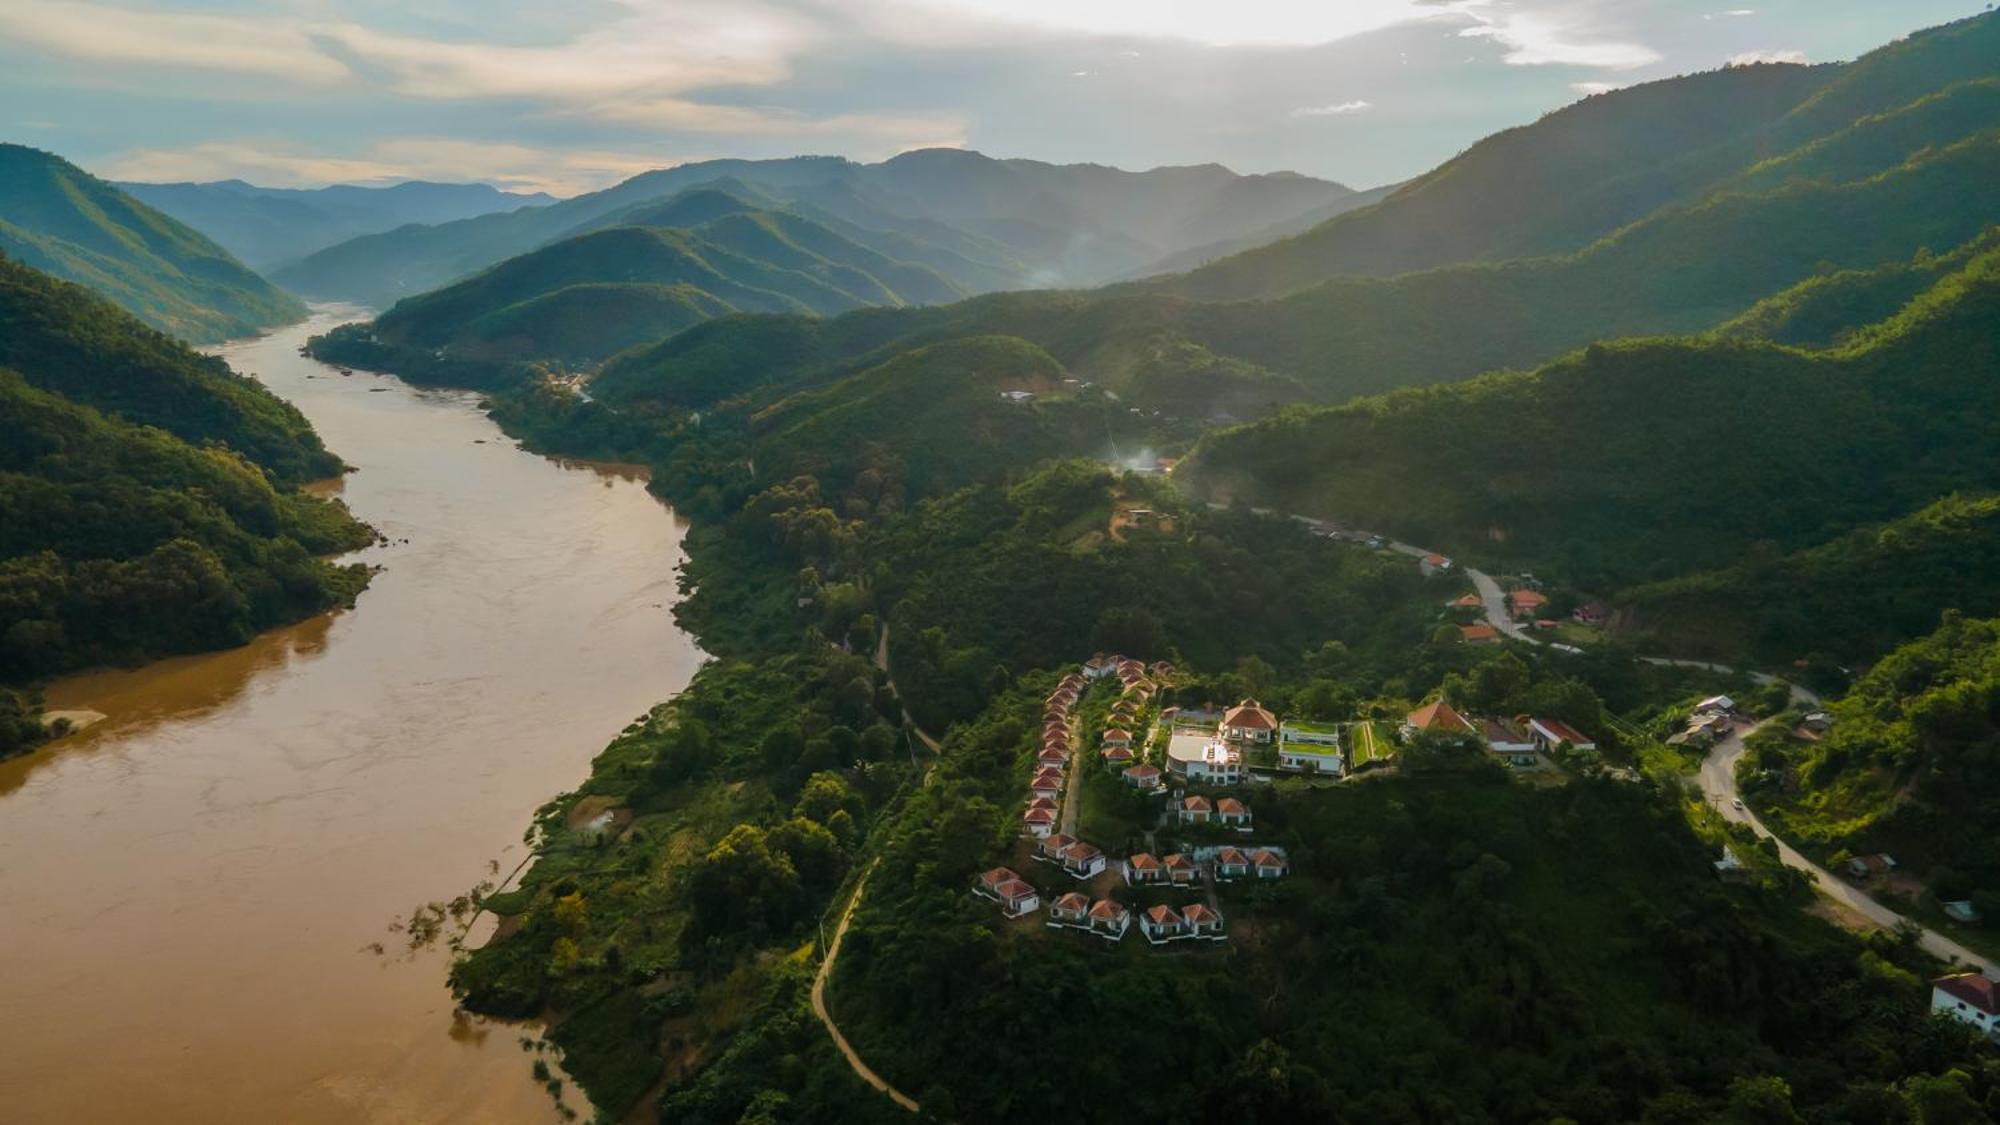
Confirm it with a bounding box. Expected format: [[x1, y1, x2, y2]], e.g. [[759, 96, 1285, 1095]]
[[1407, 698, 1473, 732]]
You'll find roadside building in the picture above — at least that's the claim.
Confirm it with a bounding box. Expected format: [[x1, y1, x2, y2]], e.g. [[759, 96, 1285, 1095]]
[[1461, 623, 1502, 645], [1420, 553, 1452, 577], [1507, 589, 1549, 618], [1479, 717, 1539, 765], [1932, 974, 2000, 1036]]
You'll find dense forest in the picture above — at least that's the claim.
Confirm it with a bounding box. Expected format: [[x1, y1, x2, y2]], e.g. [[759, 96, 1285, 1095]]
[[0, 258, 370, 751]]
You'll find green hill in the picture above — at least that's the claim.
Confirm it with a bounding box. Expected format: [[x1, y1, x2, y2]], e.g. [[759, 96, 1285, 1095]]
[[1182, 242, 2000, 590], [0, 145, 304, 343], [311, 191, 974, 379], [1620, 493, 2000, 666], [1157, 10, 2000, 302], [0, 259, 370, 729], [1745, 614, 2000, 907], [0, 254, 341, 484]]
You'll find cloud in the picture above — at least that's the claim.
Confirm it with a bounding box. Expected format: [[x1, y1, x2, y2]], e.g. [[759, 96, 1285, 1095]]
[[857, 0, 1437, 48], [0, 0, 348, 82], [1704, 8, 1758, 18], [1291, 100, 1375, 117], [94, 139, 678, 196], [1727, 48, 1807, 65], [1569, 80, 1623, 96], [1453, 7, 1661, 69]]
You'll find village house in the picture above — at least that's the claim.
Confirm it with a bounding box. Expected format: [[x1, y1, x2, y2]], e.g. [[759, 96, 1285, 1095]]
[[1062, 842, 1107, 879], [1124, 763, 1163, 790], [1216, 797, 1252, 827], [1214, 847, 1250, 880], [1697, 695, 1737, 714], [1252, 849, 1289, 879], [1450, 593, 1483, 611], [1405, 698, 1475, 739], [1048, 891, 1091, 926], [1277, 720, 1344, 773], [1479, 717, 1539, 766], [1165, 853, 1200, 885], [1124, 852, 1165, 885], [1088, 898, 1131, 940], [1102, 728, 1133, 750], [1027, 795, 1057, 815], [1527, 717, 1597, 754], [1507, 589, 1549, 619], [1083, 654, 1119, 680], [1038, 747, 1068, 770], [1180, 795, 1213, 824], [1150, 661, 1175, 680], [1571, 601, 1609, 627], [1038, 834, 1076, 863], [1102, 745, 1135, 767], [1141, 904, 1186, 944], [1222, 699, 1279, 743], [1420, 553, 1453, 577], [1030, 775, 1062, 801], [975, 867, 1040, 917], [1022, 807, 1056, 838], [1932, 974, 2000, 1037], [1183, 903, 1226, 939], [1461, 623, 1502, 645]]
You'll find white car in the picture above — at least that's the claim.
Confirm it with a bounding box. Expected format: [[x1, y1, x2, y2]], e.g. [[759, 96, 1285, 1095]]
[[1731, 798, 1744, 811]]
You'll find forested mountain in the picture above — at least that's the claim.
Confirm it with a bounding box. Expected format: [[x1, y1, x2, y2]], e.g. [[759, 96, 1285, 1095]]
[[0, 145, 304, 343], [1184, 239, 2000, 590], [1155, 9, 2000, 301], [274, 150, 1360, 307], [118, 178, 553, 271], [0, 256, 369, 754], [308, 184, 989, 380]]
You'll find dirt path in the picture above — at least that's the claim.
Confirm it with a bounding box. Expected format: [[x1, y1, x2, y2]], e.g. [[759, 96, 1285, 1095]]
[[874, 624, 942, 755], [812, 861, 919, 1114]]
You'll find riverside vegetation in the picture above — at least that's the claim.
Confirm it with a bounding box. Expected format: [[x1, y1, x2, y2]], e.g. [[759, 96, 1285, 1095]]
[[0, 254, 371, 757]]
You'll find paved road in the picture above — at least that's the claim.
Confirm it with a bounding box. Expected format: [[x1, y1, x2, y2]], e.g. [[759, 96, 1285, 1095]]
[[811, 862, 920, 1114], [1699, 721, 1997, 978]]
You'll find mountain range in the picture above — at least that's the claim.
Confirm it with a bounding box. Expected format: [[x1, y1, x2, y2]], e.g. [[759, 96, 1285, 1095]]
[[274, 150, 1367, 308], [118, 178, 554, 271], [0, 145, 304, 343]]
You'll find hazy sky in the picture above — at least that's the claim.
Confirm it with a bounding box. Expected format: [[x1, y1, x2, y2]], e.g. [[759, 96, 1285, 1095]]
[[1, 0, 1984, 195]]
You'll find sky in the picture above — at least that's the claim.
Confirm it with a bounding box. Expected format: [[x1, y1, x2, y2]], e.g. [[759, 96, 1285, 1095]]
[[0, 0, 1986, 196]]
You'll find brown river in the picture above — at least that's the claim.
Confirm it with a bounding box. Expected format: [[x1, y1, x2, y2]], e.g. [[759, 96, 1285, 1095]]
[[0, 311, 706, 1123]]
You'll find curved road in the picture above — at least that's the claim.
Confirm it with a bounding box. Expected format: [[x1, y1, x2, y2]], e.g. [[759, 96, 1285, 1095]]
[[1699, 723, 1998, 977]]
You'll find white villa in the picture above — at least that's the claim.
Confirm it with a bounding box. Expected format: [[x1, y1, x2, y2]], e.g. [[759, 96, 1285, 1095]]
[[1166, 730, 1243, 784]]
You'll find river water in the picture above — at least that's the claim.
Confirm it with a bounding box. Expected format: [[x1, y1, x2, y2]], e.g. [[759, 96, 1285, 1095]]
[[0, 311, 706, 1123]]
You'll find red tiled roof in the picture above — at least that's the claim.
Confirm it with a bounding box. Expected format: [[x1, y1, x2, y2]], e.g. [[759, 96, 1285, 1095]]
[[1103, 728, 1132, 741], [1089, 899, 1127, 922], [1452, 593, 1482, 608], [1126, 764, 1160, 778], [1407, 698, 1473, 732], [1164, 853, 1195, 870], [1252, 849, 1286, 869], [995, 878, 1035, 902], [1509, 590, 1549, 609], [1145, 904, 1182, 926], [1223, 698, 1277, 730], [1042, 834, 1075, 853], [1183, 903, 1220, 925], [1423, 553, 1446, 565], [1028, 796, 1057, 811], [1215, 847, 1249, 866], [1461, 623, 1500, 642], [1216, 798, 1247, 815], [980, 866, 1020, 887], [1024, 808, 1055, 824], [1936, 973, 2000, 1015], [1127, 853, 1162, 871], [1053, 891, 1090, 912], [1183, 795, 1213, 812], [1531, 717, 1593, 746], [1063, 842, 1103, 863]]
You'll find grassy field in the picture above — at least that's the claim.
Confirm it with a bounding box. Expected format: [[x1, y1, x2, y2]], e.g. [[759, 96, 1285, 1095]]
[[1347, 721, 1398, 768]]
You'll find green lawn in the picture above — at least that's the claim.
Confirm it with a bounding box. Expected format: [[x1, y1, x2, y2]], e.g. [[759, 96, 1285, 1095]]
[[1347, 721, 1399, 768]]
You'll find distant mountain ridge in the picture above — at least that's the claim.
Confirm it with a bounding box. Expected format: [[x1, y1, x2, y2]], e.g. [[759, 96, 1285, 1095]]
[[274, 150, 1364, 307], [0, 145, 304, 343], [119, 178, 555, 271]]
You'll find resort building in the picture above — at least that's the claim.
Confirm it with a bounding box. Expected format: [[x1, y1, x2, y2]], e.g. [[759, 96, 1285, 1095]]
[[1166, 730, 1243, 784], [1277, 721, 1343, 773], [1221, 699, 1278, 743]]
